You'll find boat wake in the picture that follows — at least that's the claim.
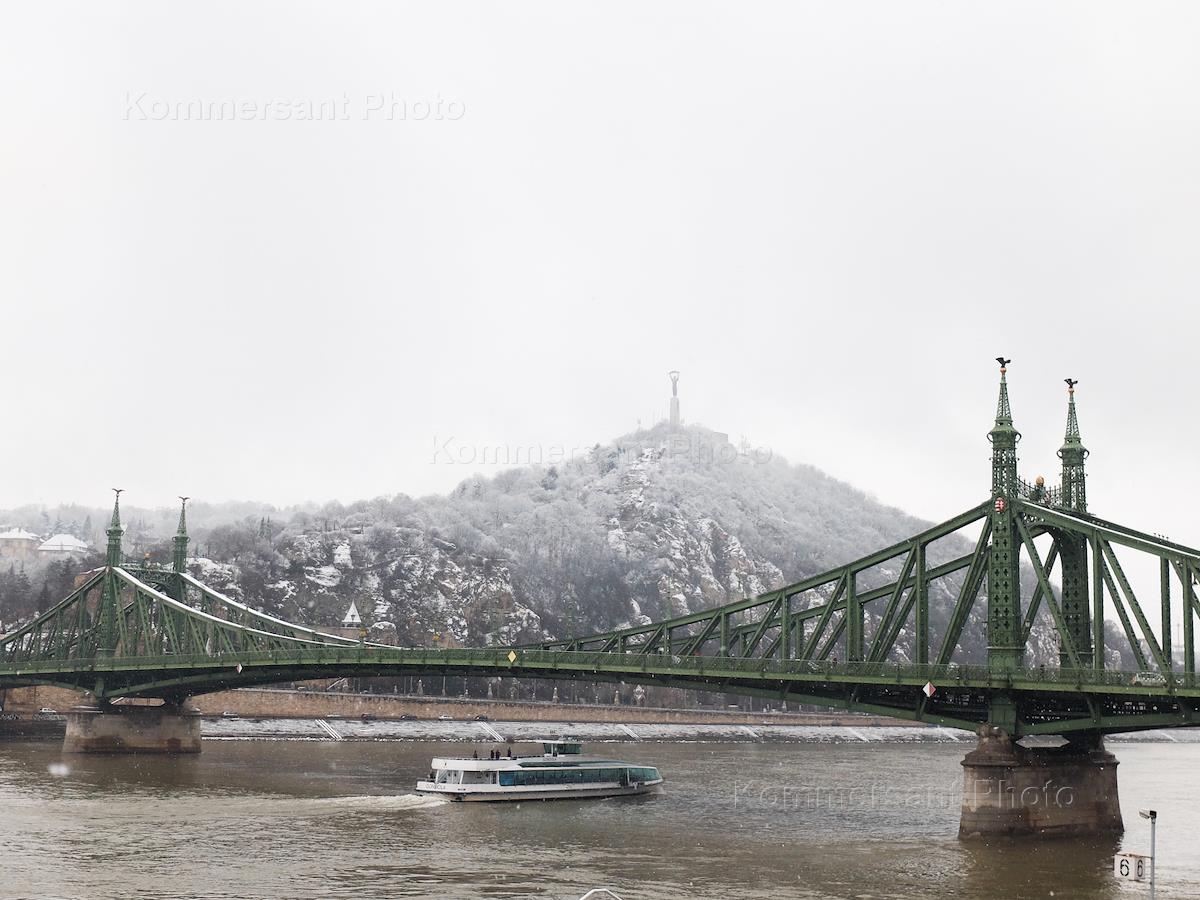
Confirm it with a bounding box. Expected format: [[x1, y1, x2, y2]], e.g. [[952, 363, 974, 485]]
[[309, 793, 448, 812], [8, 792, 449, 821]]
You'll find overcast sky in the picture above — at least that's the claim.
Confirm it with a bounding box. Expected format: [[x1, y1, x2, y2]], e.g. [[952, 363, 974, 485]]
[[2, 2, 1199, 550]]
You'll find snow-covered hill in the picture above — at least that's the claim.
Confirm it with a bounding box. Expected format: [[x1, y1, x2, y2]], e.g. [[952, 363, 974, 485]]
[[4, 422, 1133, 667]]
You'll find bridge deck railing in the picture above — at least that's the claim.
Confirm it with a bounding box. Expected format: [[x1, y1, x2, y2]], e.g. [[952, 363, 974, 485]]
[[8, 645, 1194, 691]]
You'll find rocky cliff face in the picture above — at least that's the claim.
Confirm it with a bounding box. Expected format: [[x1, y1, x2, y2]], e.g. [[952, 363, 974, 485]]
[[190, 528, 544, 648], [603, 446, 783, 625]]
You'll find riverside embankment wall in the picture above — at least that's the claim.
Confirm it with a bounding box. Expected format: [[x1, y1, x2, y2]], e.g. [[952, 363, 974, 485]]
[[2, 684, 910, 727]]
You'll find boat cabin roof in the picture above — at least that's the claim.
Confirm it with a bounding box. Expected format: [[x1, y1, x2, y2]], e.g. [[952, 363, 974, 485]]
[[429, 756, 634, 771]]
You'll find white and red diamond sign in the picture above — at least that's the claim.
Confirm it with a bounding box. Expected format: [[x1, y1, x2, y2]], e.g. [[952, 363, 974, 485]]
[[923, 681, 936, 698]]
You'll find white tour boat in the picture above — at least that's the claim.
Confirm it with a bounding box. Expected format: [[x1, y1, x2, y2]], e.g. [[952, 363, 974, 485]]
[[416, 739, 663, 801]]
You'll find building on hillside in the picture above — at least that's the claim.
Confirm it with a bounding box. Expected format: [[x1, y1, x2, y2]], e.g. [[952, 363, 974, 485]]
[[0, 528, 41, 562], [37, 534, 91, 560]]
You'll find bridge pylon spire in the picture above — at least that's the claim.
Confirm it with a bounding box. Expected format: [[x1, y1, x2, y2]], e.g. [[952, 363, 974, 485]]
[[988, 358, 1020, 494], [1059, 379, 1088, 512], [986, 358, 1023, 681], [105, 488, 124, 567], [173, 497, 190, 574], [99, 488, 126, 661]]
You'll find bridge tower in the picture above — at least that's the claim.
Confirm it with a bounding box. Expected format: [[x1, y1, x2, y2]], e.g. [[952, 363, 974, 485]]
[[1057, 381, 1094, 668], [98, 489, 125, 658], [173, 497, 189, 574], [986, 360, 1024, 682], [170, 497, 191, 604], [962, 365, 1121, 839], [63, 490, 203, 754]]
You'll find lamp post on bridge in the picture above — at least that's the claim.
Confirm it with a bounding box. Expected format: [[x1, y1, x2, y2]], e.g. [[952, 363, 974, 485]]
[[1139, 809, 1157, 899]]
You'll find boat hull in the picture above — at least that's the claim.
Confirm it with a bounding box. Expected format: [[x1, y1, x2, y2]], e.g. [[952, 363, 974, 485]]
[[416, 780, 662, 802]]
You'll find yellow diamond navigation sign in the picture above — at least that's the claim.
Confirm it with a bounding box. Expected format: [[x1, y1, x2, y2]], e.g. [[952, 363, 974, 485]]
[[507, 650, 517, 663]]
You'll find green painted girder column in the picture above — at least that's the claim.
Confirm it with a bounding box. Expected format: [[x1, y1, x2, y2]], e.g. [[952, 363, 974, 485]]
[[1185, 563, 1196, 678], [780, 592, 792, 659], [846, 569, 863, 662], [1091, 535, 1105, 671], [915, 541, 929, 664], [986, 360, 1023, 675], [1058, 536, 1093, 668], [1161, 558, 1172, 670]]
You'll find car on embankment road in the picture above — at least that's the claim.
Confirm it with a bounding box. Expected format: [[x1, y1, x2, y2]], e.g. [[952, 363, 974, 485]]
[[1132, 671, 1168, 687]]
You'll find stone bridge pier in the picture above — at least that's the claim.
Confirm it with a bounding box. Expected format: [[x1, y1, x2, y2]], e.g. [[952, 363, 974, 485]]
[[64, 700, 202, 754], [959, 725, 1122, 838]]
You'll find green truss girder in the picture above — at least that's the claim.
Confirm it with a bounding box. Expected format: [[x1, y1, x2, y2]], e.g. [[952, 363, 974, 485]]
[[2, 644, 1198, 737], [3, 489, 1200, 737], [0, 566, 357, 687], [537, 503, 992, 662]]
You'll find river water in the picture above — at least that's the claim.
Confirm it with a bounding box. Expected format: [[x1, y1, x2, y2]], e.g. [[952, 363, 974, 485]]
[[0, 732, 1196, 899]]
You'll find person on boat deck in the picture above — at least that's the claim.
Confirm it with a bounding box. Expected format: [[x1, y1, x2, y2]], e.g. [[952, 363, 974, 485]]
[[473, 750, 479, 759]]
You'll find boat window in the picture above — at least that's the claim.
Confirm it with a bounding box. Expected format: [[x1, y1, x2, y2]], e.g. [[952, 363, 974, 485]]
[[541, 741, 583, 755], [502, 767, 633, 787]]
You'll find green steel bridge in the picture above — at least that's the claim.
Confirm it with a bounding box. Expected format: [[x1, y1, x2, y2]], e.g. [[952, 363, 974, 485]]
[[2, 362, 1199, 740]]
